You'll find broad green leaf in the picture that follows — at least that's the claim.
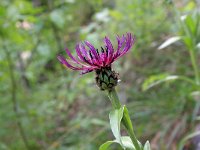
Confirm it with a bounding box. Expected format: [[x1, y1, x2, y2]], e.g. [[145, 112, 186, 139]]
[[108, 106, 140, 150], [99, 136, 135, 150], [109, 107, 124, 146], [143, 141, 151, 150], [158, 36, 181, 50]]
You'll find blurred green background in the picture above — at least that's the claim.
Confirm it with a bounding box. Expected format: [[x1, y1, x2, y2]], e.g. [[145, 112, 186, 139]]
[[1, 0, 200, 149]]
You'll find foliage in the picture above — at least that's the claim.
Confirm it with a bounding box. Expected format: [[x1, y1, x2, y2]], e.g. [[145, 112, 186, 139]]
[[0, 0, 200, 149]]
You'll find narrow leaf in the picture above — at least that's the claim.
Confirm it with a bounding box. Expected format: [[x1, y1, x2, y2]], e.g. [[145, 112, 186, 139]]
[[158, 36, 181, 50], [142, 74, 196, 91], [99, 141, 115, 150], [123, 106, 141, 149], [179, 131, 200, 150], [122, 106, 133, 132], [142, 74, 179, 91]]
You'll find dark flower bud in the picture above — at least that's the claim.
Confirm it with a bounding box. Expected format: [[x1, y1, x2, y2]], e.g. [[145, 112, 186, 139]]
[[95, 66, 119, 91]]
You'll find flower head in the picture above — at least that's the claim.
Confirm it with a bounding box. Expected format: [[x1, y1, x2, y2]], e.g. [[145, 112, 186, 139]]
[[58, 33, 135, 90], [57, 33, 135, 74]]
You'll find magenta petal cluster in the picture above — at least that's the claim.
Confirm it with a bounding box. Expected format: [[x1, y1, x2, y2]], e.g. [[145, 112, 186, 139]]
[[57, 33, 135, 74]]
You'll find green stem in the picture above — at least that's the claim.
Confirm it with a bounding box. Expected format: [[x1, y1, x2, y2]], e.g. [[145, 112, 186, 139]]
[[189, 49, 200, 85], [107, 89, 121, 109], [171, 1, 200, 85], [107, 88, 141, 150]]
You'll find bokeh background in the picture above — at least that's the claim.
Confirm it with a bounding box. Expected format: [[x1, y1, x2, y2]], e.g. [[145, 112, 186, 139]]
[[1, 0, 200, 149]]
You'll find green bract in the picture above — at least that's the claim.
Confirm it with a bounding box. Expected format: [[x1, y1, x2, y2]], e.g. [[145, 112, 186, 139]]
[[95, 66, 119, 91]]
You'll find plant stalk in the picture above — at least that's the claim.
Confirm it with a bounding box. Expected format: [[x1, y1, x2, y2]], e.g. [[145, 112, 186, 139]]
[[108, 88, 141, 150], [189, 49, 200, 85], [4, 47, 30, 150], [171, 2, 200, 85]]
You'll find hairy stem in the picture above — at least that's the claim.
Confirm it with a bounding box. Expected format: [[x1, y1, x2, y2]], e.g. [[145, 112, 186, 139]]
[[108, 88, 141, 150]]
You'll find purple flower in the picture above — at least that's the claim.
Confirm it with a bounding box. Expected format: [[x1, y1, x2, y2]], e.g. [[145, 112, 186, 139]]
[[57, 33, 135, 74]]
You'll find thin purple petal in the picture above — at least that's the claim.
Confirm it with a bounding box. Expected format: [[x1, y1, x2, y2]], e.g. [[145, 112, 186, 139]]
[[85, 41, 100, 62], [113, 33, 135, 62], [65, 48, 79, 64], [119, 33, 135, 57], [65, 48, 91, 68], [114, 34, 125, 58], [104, 36, 114, 65], [57, 55, 81, 70]]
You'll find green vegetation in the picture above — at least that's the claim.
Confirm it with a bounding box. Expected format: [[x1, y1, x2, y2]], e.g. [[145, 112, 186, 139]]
[[0, 0, 199, 149]]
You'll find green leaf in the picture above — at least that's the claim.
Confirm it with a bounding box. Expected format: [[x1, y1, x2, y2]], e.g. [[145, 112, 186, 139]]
[[99, 141, 114, 150], [183, 36, 193, 50], [109, 107, 124, 146], [121, 136, 135, 149], [122, 106, 133, 132], [99, 136, 135, 150], [123, 106, 142, 149], [158, 36, 181, 50], [142, 74, 196, 91], [108, 106, 138, 150], [142, 74, 179, 91], [143, 141, 151, 150], [185, 15, 196, 36]]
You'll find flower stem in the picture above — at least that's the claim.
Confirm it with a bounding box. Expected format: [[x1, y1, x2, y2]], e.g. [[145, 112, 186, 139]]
[[107, 88, 141, 150], [107, 89, 121, 109]]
